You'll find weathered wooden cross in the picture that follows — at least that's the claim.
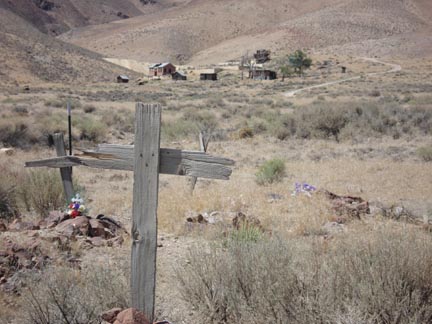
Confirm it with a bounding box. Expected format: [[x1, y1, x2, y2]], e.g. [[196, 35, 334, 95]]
[[25, 103, 234, 321]]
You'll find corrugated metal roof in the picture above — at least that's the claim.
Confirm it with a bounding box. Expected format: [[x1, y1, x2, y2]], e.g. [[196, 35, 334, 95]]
[[149, 62, 172, 69]]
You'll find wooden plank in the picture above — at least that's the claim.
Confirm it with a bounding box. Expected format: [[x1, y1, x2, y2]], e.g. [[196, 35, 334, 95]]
[[25, 147, 234, 180], [52, 133, 74, 202], [189, 131, 207, 193], [130, 103, 160, 321]]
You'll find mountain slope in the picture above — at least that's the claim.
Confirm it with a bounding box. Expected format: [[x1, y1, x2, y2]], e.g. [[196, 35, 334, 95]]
[[59, 0, 432, 65], [0, 7, 138, 84], [0, 0, 168, 35]]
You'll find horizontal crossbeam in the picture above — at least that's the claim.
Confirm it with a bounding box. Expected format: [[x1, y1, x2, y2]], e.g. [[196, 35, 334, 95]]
[[25, 144, 234, 180]]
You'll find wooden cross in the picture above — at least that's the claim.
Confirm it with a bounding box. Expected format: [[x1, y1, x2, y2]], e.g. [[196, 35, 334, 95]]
[[25, 103, 234, 321]]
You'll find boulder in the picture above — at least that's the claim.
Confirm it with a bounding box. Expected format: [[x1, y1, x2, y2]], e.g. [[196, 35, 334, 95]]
[[89, 219, 107, 238], [321, 190, 369, 219], [101, 307, 122, 323], [55, 216, 89, 237], [8, 219, 39, 232], [88, 236, 105, 247], [114, 308, 151, 324], [0, 221, 7, 232], [41, 211, 69, 229]]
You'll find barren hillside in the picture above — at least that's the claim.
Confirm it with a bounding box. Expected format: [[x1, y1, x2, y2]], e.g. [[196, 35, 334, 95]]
[[0, 8, 138, 84], [59, 0, 432, 65]]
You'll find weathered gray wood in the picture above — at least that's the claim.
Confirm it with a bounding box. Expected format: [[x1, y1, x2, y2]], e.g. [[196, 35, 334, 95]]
[[25, 146, 234, 180], [130, 103, 160, 321], [53, 133, 74, 202], [189, 131, 207, 193]]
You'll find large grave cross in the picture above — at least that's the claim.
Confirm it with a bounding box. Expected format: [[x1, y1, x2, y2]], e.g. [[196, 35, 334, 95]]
[[25, 103, 234, 321]]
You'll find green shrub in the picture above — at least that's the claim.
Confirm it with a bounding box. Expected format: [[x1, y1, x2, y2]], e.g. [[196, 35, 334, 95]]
[[417, 145, 432, 162], [77, 117, 106, 142], [177, 229, 432, 323], [19, 169, 64, 217], [255, 158, 285, 185]]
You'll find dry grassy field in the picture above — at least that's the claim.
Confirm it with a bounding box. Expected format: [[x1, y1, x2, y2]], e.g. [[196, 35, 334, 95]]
[[1, 51, 432, 323]]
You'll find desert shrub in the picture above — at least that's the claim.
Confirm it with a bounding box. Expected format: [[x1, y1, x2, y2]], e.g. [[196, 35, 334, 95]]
[[101, 110, 134, 133], [19, 169, 64, 217], [0, 182, 19, 222], [0, 119, 40, 149], [83, 104, 96, 113], [162, 119, 196, 140], [19, 264, 129, 324], [417, 144, 432, 162], [230, 224, 263, 243], [238, 127, 254, 139], [273, 102, 432, 141], [162, 110, 218, 140], [178, 229, 432, 323], [255, 158, 285, 185], [77, 117, 107, 142], [44, 97, 82, 109]]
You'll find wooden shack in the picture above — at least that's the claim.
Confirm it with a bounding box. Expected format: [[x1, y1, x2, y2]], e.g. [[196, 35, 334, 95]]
[[172, 71, 187, 81], [249, 69, 277, 80], [149, 63, 176, 77], [117, 75, 129, 83], [200, 73, 217, 81]]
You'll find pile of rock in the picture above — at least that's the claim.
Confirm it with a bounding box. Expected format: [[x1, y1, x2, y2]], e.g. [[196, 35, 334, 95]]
[[101, 308, 171, 324], [0, 238, 49, 293]]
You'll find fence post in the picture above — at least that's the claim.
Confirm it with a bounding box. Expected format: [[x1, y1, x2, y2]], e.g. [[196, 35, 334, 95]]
[[131, 103, 161, 321], [53, 133, 74, 202], [189, 131, 209, 193]]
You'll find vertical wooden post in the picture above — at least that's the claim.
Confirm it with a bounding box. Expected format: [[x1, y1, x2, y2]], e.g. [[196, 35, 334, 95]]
[[53, 133, 74, 202], [189, 131, 209, 193], [131, 103, 161, 321]]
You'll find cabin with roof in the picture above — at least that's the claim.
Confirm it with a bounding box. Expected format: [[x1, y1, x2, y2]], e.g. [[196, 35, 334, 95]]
[[149, 63, 176, 77], [249, 69, 277, 80], [117, 75, 129, 83], [199, 69, 219, 81], [171, 71, 187, 81]]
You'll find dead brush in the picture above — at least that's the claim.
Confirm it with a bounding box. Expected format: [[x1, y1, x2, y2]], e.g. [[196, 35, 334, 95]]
[[177, 227, 432, 323]]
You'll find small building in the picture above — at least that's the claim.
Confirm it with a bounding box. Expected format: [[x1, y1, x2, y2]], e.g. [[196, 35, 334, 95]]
[[117, 75, 129, 83], [149, 63, 176, 77], [249, 69, 277, 80], [171, 71, 187, 81], [200, 72, 218, 81], [341, 66, 347, 73]]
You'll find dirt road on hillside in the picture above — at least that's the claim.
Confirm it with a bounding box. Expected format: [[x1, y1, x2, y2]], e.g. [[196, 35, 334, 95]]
[[284, 58, 402, 97]]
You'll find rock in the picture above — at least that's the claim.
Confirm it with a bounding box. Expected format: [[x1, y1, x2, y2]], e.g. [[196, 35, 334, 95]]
[[0, 221, 7, 232], [8, 219, 39, 232], [186, 214, 208, 224], [41, 211, 69, 229], [106, 236, 124, 247], [89, 219, 107, 238], [114, 308, 151, 324], [321, 190, 369, 219], [88, 236, 105, 247], [55, 216, 89, 237], [101, 307, 122, 323]]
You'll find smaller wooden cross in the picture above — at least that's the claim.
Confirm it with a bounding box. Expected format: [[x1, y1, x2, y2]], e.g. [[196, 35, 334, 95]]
[[26, 103, 234, 322]]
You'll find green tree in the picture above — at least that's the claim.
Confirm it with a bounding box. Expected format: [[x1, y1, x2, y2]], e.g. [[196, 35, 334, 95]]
[[289, 50, 312, 76], [279, 64, 294, 81]]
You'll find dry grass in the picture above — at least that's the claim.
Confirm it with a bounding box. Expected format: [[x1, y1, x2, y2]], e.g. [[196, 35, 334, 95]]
[[177, 226, 432, 323]]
